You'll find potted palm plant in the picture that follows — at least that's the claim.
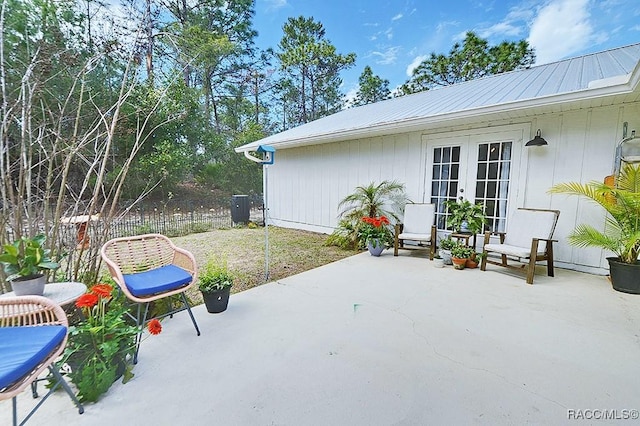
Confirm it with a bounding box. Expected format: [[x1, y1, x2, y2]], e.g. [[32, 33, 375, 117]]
[[549, 163, 640, 294], [327, 180, 410, 249], [198, 259, 234, 313], [0, 234, 60, 296]]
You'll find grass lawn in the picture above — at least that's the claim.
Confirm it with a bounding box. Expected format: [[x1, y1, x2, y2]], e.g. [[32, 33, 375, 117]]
[[172, 226, 356, 304]]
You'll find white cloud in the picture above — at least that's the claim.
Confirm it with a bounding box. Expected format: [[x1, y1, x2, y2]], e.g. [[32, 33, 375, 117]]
[[479, 21, 522, 38], [385, 27, 393, 40], [392, 13, 403, 21], [406, 55, 428, 77], [264, 0, 288, 11], [527, 0, 594, 64], [436, 20, 460, 33], [477, 5, 533, 39], [371, 46, 401, 65]]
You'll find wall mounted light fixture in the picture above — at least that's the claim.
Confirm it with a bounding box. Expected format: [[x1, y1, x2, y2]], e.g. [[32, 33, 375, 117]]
[[525, 129, 548, 147]]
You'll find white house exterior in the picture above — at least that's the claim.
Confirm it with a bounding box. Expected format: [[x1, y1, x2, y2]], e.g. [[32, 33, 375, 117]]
[[238, 43, 640, 275]]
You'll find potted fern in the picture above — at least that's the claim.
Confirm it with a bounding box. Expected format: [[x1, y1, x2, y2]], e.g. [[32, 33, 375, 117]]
[[549, 163, 640, 294], [198, 258, 234, 313], [0, 234, 60, 295]]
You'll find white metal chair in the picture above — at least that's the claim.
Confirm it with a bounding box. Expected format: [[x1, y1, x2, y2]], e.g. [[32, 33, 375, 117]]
[[480, 208, 560, 284], [0, 296, 84, 425], [100, 234, 201, 363], [393, 203, 437, 260]]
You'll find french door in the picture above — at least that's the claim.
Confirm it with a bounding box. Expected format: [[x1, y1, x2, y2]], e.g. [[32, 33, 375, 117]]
[[428, 136, 515, 233]]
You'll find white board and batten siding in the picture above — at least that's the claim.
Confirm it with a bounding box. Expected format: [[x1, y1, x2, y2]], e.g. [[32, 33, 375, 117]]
[[267, 132, 424, 233], [267, 101, 640, 275]]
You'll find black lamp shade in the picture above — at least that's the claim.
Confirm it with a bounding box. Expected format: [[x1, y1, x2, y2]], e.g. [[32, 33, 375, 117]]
[[526, 129, 548, 146]]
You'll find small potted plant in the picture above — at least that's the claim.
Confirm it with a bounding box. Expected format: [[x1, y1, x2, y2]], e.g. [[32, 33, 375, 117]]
[[198, 258, 234, 313], [0, 234, 60, 295], [466, 251, 486, 269], [438, 237, 456, 265], [445, 199, 487, 234], [358, 216, 393, 256], [451, 244, 474, 270], [433, 254, 445, 268]]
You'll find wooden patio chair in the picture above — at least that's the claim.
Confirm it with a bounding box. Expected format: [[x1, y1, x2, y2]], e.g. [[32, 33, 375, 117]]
[[480, 208, 560, 284], [100, 234, 201, 363], [0, 296, 84, 425], [394, 203, 437, 260]]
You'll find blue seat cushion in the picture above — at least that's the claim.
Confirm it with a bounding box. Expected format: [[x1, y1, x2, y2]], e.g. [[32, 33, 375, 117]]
[[0, 325, 67, 389], [123, 264, 192, 297]]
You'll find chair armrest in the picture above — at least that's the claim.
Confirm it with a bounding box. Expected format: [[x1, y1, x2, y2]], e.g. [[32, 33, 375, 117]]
[[172, 247, 197, 282], [0, 296, 68, 328], [483, 231, 506, 245]]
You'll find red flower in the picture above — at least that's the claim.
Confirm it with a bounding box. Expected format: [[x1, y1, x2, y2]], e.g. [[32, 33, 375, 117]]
[[380, 216, 390, 225], [75, 293, 99, 309], [147, 318, 162, 335], [91, 284, 113, 298], [372, 218, 382, 227], [362, 217, 372, 224]]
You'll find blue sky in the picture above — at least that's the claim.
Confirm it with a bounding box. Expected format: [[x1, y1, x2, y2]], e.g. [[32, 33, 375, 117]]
[[253, 0, 640, 96]]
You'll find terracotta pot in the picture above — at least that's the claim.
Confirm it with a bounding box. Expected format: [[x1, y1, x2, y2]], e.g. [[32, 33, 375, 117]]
[[451, 257, 467, 270], [466, 258, 478, 269]]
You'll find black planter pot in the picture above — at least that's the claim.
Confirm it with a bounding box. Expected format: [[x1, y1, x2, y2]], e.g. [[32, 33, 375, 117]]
[[607, 257, 640, 294], [202, 287, 231, 313]]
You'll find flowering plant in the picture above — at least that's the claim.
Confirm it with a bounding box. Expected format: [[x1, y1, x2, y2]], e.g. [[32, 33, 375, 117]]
[[358, 216, 393, 249], [64, 283, 161, 403]]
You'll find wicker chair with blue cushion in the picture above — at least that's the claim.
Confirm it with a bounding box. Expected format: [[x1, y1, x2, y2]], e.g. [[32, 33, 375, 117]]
[[100, 233, 201, 363], [0, 296, 84, 425]]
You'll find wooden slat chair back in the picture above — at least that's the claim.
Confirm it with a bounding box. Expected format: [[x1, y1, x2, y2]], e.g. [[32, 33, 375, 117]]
[[0, 296, 84, 425], [480, 208, 560, 284], [394, 203, 437, 260], [100, 233, 201, 363]]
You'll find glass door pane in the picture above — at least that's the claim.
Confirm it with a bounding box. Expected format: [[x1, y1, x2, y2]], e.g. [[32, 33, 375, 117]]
[[430, 146, 461, 229], [474, 141, 512, 232]]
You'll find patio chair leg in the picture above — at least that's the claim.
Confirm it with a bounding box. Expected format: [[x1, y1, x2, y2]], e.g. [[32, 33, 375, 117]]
[[49, 366, 84, 414], [12, 397, 17, 426], [17, 365, 84, 425], [133, 303, 150, 364], [526, 239, 540, 285], [546, 241, 555, 277], [181, 293, 201, 336]]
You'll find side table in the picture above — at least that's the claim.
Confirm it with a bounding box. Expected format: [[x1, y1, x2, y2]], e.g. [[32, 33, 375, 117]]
[[1, 282, 87, 307], [450, 232, 478, 251]]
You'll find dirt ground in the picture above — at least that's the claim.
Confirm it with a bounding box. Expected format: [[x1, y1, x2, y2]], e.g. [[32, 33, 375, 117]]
[[172, 226, 355, 304]]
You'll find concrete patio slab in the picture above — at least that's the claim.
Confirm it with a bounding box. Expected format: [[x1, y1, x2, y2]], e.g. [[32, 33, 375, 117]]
[[2, 251, 639, 425]]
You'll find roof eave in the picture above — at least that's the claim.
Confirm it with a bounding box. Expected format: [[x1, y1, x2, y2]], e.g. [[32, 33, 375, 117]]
[[235, 66, 640, 153]]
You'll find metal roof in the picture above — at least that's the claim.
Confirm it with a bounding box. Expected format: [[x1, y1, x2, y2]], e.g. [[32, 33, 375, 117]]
[[237, 43, 640, 152]]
